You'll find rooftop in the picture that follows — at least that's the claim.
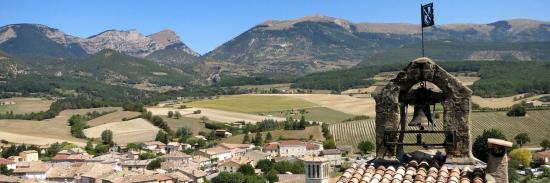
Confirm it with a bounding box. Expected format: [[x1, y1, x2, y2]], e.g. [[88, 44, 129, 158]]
[[336, 161, 486, 183]]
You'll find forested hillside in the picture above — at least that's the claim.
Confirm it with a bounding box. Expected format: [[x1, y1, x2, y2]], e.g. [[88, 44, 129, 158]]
[[292, 61, 550, 97]]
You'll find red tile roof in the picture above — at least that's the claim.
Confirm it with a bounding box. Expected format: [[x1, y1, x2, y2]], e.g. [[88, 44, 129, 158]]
[[336, 161, 485, 183], [263, 143, 279, 151], [306, 143, 320, 150], [0, 158, 14, 165], [279, 140, 305, 146]]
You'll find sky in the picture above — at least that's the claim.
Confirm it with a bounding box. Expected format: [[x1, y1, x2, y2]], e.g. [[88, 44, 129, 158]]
[[1, 0, 549, 54]]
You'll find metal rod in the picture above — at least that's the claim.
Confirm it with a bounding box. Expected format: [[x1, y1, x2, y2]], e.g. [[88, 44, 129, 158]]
[[421, 3, 424, 57]]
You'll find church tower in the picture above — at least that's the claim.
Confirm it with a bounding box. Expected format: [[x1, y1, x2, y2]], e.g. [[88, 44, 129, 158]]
[[303, 156, 330, 183]]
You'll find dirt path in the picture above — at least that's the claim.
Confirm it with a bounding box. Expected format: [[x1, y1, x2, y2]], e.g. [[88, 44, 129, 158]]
[[146, 107, 286, 123]]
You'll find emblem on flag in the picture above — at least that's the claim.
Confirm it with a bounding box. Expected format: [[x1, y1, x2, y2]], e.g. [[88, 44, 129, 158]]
[[421, 3, 434, 27]]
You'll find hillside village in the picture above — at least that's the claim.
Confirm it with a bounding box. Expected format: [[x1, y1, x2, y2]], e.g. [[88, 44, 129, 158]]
[[1, 1, 550, 183]]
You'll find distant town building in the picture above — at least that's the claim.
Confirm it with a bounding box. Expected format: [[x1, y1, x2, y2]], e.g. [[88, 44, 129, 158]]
[[263, 140, 323, 157], [18, 150, 39, 162], [218, 156, 253, 173]]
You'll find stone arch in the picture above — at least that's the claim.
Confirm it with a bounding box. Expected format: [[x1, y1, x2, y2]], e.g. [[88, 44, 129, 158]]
[[374, 57, 473, 159]]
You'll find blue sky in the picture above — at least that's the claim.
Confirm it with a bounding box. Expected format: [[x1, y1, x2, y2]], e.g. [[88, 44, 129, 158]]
[[1, 0, 549, 54]]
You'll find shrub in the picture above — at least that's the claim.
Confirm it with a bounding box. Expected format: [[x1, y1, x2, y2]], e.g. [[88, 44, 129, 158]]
[[509, 148, 532, 167], [507, 105, 526, 116]]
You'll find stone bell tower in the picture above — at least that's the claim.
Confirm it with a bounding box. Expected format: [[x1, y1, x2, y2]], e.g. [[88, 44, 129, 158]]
[[303, 156, 330, 183], [374, 57, 474, 162]]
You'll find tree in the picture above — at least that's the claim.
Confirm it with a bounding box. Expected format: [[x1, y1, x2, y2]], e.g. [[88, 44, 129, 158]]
[[540, 139, 550, 150], [167, 111, 174, 118], [254, 131, 263, 146], [212, 172, 245, 183], [255, 159, 273, 172], [323, 139, 336, 149], [358, 141, 375, 154], [298, 116, 307, 129], [155, 130, 170, 144], [242, 133, 251, 144], [84, 141, 94, 152], [146, 158, 164, 170], [509, 148, 532, 167], [265, 132, 273, 142], [101, 130, 114, 146], [246, 175, 266, 183], [200, 116, 209, 123], [176, 127, 192, 141], [174, 111, 182, 119], [514, 133, 530, 147], [507, 105, 526, 116], [127, 143, 140, 150], [237, 164, 255, 176], [264, 170, 279, 183], [94, 144, 109, 154], [473, 129, 506, 162], [0, 164, 13, 175]]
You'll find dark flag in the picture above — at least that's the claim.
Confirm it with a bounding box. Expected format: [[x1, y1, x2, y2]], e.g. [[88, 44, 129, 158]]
[[421, 3, 434, 27]]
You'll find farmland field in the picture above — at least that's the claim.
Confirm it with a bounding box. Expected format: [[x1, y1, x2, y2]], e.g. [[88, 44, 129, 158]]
[[0, 107, 120, 146], [0, 97, 53, 114], [261, 107, 356, 123], [221, 126, 325, 144], [257, 94, 377, 116], [146, 107, 285, 123], [83, 118, 159, 144], [87, 111, 141, 127], [329, 110, 550, 151], [162, 116, 209, 135], [185, 95, 317, 113]]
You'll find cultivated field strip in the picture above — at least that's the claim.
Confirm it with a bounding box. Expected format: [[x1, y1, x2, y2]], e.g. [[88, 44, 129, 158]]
[[329, 110, 550, 151]]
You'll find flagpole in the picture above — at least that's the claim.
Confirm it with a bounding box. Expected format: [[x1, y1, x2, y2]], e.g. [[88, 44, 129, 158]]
[[421, 4, 425, 57]]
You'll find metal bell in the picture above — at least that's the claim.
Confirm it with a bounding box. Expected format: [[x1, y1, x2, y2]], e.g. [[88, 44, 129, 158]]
[[409, 104, 435, 127]]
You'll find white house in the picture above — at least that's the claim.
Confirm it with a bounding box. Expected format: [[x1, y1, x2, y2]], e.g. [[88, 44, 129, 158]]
[[142, 141, 167, 154], [198, 146, 232, 161], [219, 156, 253, 173], [263, 140, 323, 157], [12, 162, 49, 180], [320, 149, 343, 166]]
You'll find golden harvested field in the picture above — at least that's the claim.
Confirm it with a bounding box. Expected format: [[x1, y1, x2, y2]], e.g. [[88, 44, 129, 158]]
[[221, 126, 325, 144], [257, 94, 376, 116], [329, 110, 550, 151], [84, 118, 159, 144], [185, 95, 317, 113], [472, 94, 550, 108], [0, 97, 53, 114], [87, 111, 141, 127], [146, 107, 286, 123], [0, 107, 120, 146]]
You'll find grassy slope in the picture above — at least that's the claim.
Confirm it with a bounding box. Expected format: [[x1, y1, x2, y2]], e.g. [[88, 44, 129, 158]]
[[185, 95, 317, 113], [221, 126, 325, 144], [329, 110, 550, 150], [162, 116, 210, 135]]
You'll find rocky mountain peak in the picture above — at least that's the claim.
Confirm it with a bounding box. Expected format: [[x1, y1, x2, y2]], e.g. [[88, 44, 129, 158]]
[[147, 29, 180, 48]]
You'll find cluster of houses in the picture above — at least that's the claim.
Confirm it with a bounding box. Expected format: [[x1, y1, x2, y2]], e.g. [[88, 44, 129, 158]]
[[0, 139, 346, 183]]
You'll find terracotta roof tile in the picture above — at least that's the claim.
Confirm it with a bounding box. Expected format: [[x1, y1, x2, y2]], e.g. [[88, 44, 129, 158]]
[[0, 158, 14, 165], [336, 161, 485, 183]]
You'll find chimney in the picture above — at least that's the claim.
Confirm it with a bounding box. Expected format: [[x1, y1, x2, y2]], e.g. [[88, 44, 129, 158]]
[[486, 138, 513, 183]]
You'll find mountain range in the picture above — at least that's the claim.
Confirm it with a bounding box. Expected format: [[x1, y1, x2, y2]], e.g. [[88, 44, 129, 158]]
[[0, 15, 549, 86]]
